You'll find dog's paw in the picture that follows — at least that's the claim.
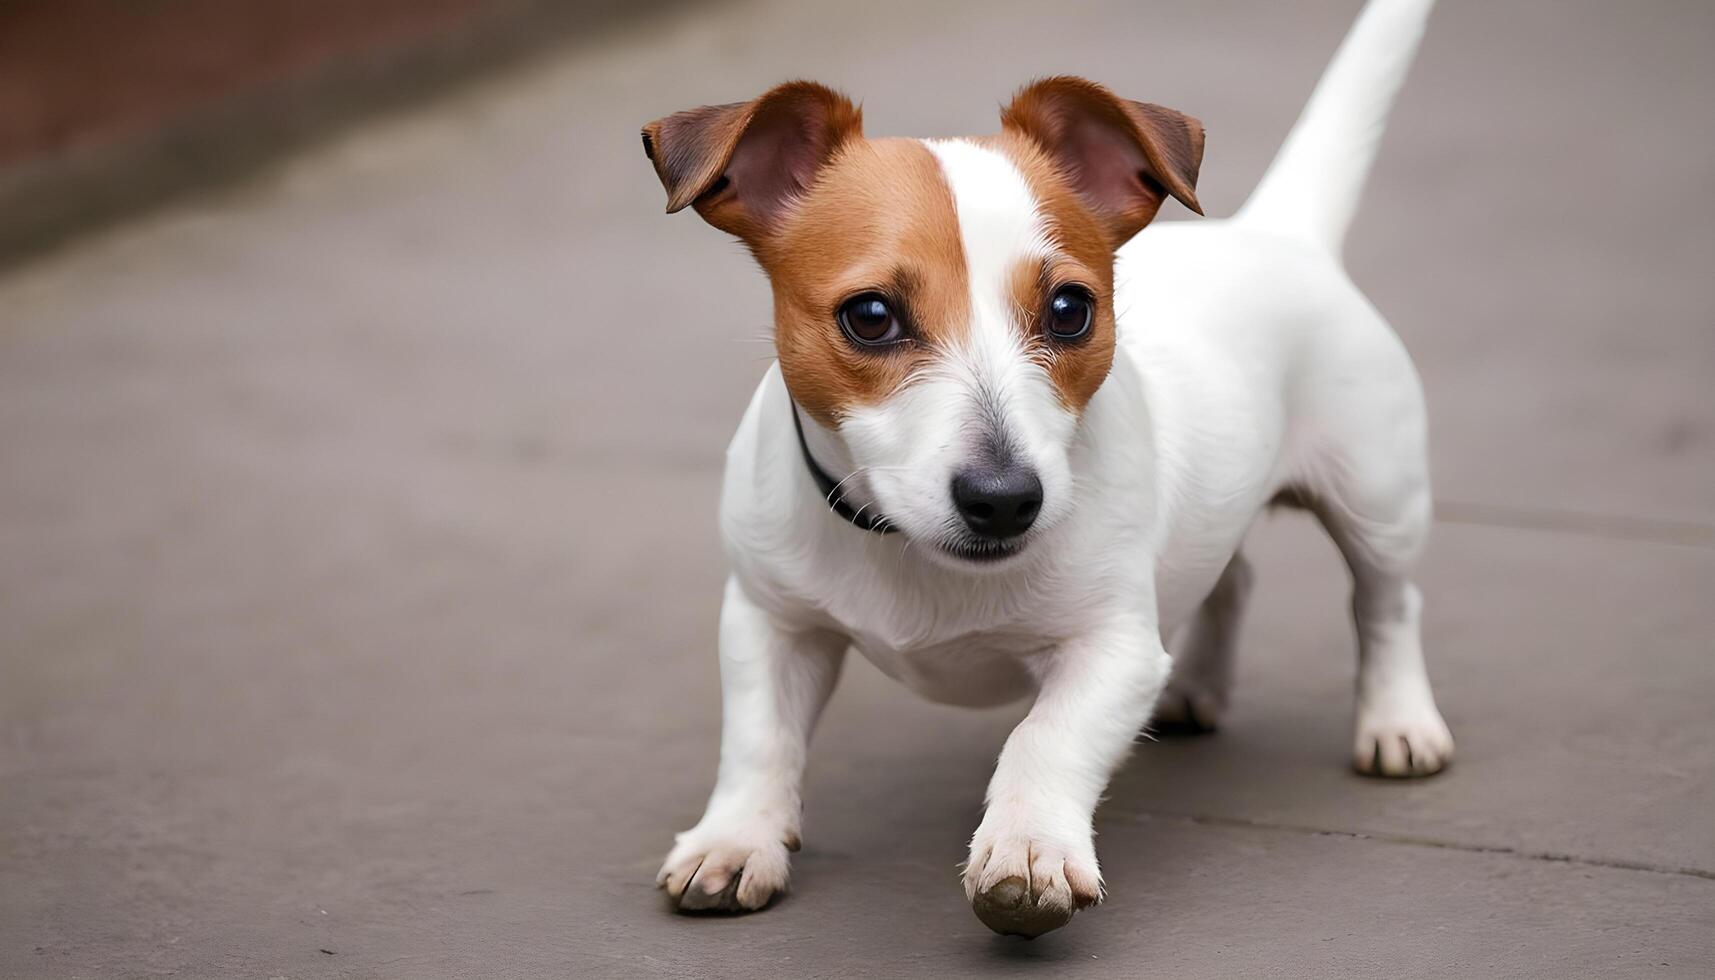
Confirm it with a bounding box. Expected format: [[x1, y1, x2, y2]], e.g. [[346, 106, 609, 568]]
[[1353, 704, 1454, 777], [656, 820, 797, 913], [963, 830, 1102, 938], [1150, 682, 1225, 734]]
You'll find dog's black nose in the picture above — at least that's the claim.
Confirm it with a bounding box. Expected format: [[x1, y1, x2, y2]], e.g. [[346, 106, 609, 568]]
[[951, 465, 1043, 540]]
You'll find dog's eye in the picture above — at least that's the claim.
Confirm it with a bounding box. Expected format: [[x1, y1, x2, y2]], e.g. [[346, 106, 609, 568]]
[[837, 294, 904, 347], [1045, 286, 1094, 342]]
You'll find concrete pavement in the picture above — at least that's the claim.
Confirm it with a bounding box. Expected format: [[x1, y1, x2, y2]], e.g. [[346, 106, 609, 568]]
[[2, 0, 1712, 976]]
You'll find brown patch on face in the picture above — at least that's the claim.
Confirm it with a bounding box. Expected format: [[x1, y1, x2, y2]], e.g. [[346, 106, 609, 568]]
[[985, 131, 1120, 413], [759, 138, 970, 426]]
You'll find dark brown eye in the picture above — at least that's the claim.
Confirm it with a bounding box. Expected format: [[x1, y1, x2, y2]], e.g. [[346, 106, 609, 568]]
[[838, 293, 904, 346], [1045, 286, 1093, 341]]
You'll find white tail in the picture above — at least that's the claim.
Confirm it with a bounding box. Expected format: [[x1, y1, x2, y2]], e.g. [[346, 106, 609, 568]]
[[1235, 0, 1436, 255]]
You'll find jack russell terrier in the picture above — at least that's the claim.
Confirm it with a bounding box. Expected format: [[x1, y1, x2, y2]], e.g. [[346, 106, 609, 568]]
[[642, 0, 1452, 938]]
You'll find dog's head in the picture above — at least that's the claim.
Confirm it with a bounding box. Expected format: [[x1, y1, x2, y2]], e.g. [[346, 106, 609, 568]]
[[643, 79, 1202, 568]]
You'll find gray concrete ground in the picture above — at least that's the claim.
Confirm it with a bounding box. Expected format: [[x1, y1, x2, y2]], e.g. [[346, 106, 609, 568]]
[[3, 1, 1713, 976]]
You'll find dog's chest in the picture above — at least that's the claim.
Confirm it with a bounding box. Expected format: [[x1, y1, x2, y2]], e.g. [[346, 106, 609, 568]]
[[846, 626, 1047, 707], [806, 558, 1111, 707]]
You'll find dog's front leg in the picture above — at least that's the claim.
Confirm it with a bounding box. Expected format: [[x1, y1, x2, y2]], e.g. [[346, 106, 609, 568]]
[[657, 577, 846, 913], [965, 616, 1170, 937]]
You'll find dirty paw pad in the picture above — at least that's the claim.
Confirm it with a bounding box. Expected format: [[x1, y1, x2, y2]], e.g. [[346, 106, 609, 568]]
[[964, 835, 1101, 938], [656, 832, 792, 913], [972, 876, 1075, 938]]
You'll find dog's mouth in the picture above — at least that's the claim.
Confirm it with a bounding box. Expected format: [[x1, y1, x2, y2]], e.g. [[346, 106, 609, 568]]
[[938, 536, 1028, 565]]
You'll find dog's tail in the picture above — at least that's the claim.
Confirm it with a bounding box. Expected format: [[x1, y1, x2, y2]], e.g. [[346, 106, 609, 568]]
[[1234, 0, 1435, 256]]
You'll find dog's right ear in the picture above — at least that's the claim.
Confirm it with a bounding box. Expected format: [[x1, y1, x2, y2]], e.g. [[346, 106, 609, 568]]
[[642, 82, 862, 244], [1001, 77, 1204, 246]]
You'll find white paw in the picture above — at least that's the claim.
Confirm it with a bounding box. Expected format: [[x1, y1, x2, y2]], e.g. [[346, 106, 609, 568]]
[[1353, 704, 1454, 777], [963, 825, 1102, 938], [656, 819, 798, 913], [1151, 680, 1226, 734]]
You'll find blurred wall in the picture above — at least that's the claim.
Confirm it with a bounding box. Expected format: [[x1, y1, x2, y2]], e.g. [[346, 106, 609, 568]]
[[0, 0, 674, 268], [0, 0, 498, 165]]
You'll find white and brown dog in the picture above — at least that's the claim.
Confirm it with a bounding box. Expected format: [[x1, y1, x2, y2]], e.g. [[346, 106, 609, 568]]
[[642, 0, 1451, 938]]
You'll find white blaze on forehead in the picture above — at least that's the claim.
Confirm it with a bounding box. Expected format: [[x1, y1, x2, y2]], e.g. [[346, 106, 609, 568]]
[[920, 138, 1058, 447], [922, 139, 1053, 329]]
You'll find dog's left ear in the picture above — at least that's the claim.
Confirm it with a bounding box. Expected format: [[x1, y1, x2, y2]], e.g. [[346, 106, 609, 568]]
[[1001, 77, 1204, 245], [641, 81, 863, 245]]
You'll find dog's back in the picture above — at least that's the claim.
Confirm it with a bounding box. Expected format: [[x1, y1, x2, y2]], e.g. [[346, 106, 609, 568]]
[[1106, 0, 1440, 626]]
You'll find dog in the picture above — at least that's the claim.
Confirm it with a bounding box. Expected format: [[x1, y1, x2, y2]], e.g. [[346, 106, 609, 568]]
[[641, 0, 1452, 938]]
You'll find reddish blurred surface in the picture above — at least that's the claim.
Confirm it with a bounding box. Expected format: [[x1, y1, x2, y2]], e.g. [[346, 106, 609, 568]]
[[0, 0, 495, 165]]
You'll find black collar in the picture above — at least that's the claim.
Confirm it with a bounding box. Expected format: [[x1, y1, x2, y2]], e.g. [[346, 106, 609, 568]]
[[791, 404, 898, 534]]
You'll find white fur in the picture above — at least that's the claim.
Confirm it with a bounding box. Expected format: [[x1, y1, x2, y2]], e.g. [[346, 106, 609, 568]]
[[658, 0, 1451, 930]]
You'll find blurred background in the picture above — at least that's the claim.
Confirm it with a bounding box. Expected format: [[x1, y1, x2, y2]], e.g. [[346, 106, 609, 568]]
[[1, 1, 1711, 977]]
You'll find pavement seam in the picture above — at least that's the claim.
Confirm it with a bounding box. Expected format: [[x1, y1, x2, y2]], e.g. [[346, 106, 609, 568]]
[[1434, 500, 1715, 550], [1114, 809, 1715, 882]]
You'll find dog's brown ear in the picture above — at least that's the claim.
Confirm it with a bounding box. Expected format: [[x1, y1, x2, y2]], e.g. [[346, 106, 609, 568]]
[[642, 81, 863, 242], [1001, 76, 1204, 244]]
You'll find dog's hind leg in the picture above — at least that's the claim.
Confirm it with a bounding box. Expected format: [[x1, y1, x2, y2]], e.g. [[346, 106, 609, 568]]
[[1295, 333, 1453, 777], [1313, 482, 1452, 777], [1153, 551, 1254, 734]]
